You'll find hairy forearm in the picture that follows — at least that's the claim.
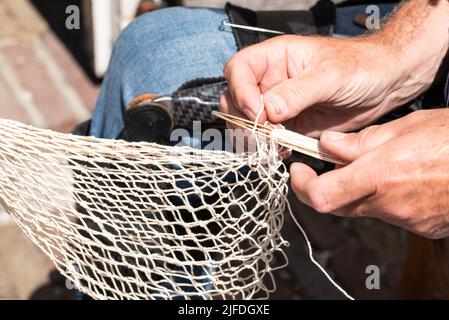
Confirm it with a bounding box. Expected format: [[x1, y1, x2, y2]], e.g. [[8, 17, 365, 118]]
[[375, 0, 449, 91], [381, 0, 449, 47]]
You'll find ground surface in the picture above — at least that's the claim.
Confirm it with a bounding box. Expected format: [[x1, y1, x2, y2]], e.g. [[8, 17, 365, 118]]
[[0, 0, 97, 299]]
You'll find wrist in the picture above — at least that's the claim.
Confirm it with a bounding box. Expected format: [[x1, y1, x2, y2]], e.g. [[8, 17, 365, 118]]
[[373, 0, 449, 99]]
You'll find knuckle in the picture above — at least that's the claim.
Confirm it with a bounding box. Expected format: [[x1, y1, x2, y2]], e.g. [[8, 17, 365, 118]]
[[234, 90, 248, 106], [414, 223, 434, 239], [424, 232, 441, 240], [392, 205, 415, 224], [360, 125, 379, 135], [219, 95, 227, 111], [352, 206, 366, 218], [308, 188, 331, 213], [290, 177, 301, 195], [409, 217, 444, 240], [280, 82, 307, 108], [406, 109, 428, 123], [316, 60, 342, 81], [278, 34, 300, 43], [357, 125, 378, 143], [343, 132, 359, 144], [223, 63, 232, 80], [223, 56, 238, 78], [411, 109, 426, 118]]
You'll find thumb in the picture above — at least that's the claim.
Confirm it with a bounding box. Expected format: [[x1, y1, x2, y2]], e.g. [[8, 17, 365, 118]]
[[263, 71, 329, 123], [320, 125, 399, 163]]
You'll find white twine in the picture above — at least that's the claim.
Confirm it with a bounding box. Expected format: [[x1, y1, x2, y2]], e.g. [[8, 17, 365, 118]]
[[222, 21, 285, 35], [251, 95, 354, 300], [0, 106, 354, 300]]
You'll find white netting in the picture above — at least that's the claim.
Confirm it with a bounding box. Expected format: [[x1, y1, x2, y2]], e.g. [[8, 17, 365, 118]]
[[0, 118, 292, 300]]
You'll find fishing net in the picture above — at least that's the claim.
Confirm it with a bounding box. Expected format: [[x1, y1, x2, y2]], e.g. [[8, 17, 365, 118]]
[[0, 114, 354, 300], [0, 118, 293, 300]]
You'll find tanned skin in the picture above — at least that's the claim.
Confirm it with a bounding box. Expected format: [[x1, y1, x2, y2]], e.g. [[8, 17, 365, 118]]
[[222, 0, 449, 239]]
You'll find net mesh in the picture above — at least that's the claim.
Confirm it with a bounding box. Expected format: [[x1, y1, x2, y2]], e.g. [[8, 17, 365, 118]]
[[0, 118, 292, 300]]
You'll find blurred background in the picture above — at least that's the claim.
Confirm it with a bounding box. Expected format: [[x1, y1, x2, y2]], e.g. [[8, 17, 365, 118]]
[[0, 0, 445, 300]]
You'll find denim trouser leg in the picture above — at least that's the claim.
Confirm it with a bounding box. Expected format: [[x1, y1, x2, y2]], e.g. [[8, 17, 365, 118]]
[[90, 7, 238, 139]]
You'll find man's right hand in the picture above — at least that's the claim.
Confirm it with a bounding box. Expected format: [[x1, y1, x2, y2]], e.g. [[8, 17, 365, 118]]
[[221, 32, 444, 137]]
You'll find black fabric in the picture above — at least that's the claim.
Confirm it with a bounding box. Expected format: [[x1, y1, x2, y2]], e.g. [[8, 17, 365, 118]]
[[311, 0, 337, 35], [71, 119, 91, 136], [256, 11, 317, 42], [120, 104, 172, 143], [225, 0, 336, 49]]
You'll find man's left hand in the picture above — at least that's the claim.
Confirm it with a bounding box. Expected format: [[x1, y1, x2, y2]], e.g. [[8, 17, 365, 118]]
[[291, 109, 449, 239]]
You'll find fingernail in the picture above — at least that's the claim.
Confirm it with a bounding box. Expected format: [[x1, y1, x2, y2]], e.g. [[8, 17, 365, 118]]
[[323, 131, 347, 141], [264, 92, 287, 115]]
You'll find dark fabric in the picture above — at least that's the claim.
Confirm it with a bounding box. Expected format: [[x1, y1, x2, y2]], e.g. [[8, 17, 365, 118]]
[[121, 104, 172, 143], [224, 3, 258, 48], [311, 0, 337, 34], [256, 11, 318, 42], [172, 77, 228, 127], [71, 119, 91, 136]]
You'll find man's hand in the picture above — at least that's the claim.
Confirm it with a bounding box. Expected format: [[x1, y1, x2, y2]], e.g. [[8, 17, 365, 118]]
[[291, 109, 449, 239], [221, 0, 449, 137]]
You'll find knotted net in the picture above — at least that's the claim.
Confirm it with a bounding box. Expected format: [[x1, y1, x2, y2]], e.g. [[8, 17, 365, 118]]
[[0, 118, 294, 300], [0, 116, 354, 300]]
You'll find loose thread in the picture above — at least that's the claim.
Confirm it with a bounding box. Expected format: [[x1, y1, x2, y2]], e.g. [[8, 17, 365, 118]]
[[250, 95, 354, 300], [252, 95, 265, 134], [222, 21, 285, 35], [286, 199, 354, 300]]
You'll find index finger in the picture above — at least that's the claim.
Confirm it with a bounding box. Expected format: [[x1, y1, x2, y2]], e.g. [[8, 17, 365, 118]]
[[224, 51, 266, 122]]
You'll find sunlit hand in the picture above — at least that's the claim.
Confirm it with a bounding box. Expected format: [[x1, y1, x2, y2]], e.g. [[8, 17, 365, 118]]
[[221, 34, 443, 137]]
